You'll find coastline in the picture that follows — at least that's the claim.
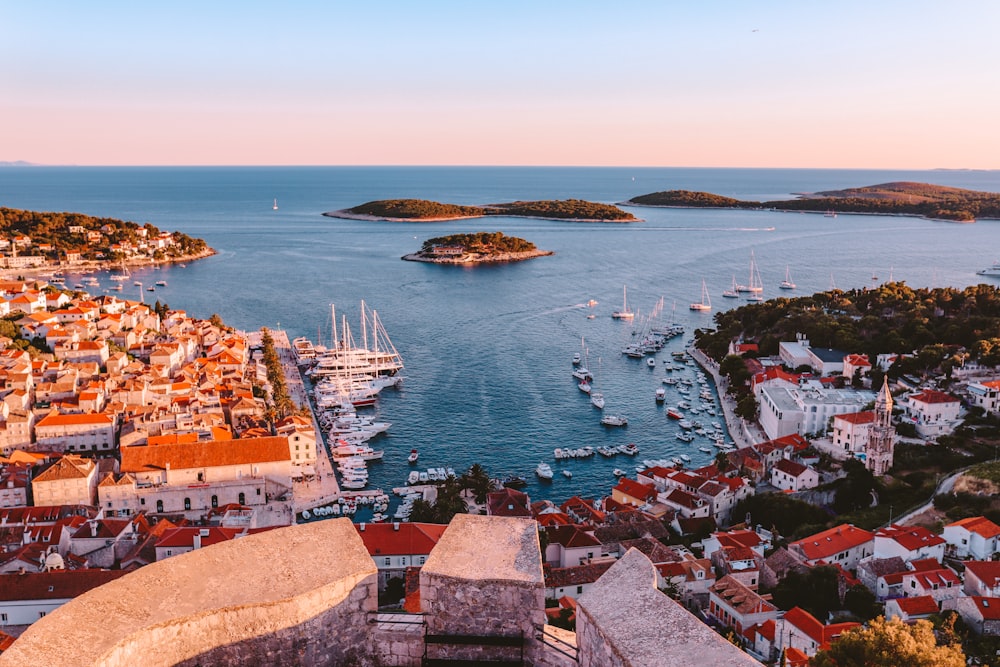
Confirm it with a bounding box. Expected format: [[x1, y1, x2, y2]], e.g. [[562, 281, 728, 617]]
[[0, 247, 217, 280], [620, 201, 985, 224], [401, 249, 554, 264]]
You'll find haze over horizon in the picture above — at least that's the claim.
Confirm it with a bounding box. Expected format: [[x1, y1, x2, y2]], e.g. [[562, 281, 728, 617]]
[[3, 1, 998, 170]]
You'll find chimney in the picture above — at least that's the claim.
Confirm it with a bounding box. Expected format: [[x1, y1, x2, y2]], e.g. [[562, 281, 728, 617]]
[[193, 533, 201, 550], [393, 522, 400, 531], [359, 523, 365, 532], [91, 521, 98, 538]]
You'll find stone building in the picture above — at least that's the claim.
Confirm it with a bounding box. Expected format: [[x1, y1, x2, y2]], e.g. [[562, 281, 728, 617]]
[[866, 377, 895, 476]]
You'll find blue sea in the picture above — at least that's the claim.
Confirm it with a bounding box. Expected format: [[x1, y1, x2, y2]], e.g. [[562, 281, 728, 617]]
[[3, 166, 1000, 504]]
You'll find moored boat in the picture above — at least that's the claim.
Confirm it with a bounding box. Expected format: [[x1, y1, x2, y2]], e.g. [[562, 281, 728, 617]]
[[601, 414, 628, 427], [536, 462, 554, 480]]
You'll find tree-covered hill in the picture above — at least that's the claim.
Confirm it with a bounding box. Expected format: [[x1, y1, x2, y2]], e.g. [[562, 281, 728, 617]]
[[625, 181, 1000, 222], [696, 282, 1000, 375], [338, 198, 636, 221], [421, 232, 537, 254]]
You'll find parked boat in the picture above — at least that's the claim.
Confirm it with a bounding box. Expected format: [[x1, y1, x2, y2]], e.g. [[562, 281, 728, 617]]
[[690, 279, 712, 311], [578, 379, 592, 394], [601, 414, 628, 427], [611, 285, 635, 320], [666, 408, 683, 419], [621, 443, 639, 456], [536, 463, 554, 480], [613, 468, 626, 477], [572, 352, 581, 365], [407, 471, 420, 485], [655, 387, 666, 403], [736, 250, 764, 293], [978, 260, 1000, 276], [779, 266, 796, 290], [722, 275, 739, 298], [562, 470, 572, 479], [408, 449, 419, 464]]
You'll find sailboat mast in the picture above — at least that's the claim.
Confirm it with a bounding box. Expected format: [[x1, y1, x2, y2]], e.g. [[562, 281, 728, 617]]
[[360, 300, 368, 353], [331, 304, 338, 351]]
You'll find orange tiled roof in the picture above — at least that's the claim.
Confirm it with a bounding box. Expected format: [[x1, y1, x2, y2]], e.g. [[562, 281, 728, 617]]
[[120, 436, 290, 472], [834, 410, 876, 425], [948, 516, 1000, 539], [790, 524, 874, 561]]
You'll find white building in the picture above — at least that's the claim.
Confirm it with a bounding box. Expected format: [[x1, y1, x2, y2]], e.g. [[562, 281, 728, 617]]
[[789, 524, 874, 570], [900, 389, 962, 438], [33, 412, 117, 454], [770, 458, 820, 492], [0, 570, 126, 626], [873, 524, 945, 563], [756, 379, 874, 440], [943, 516, 1000, 560], [31, 455, 100, 507], [831, 411, 875, 455], [967, 380, 1000, 415]]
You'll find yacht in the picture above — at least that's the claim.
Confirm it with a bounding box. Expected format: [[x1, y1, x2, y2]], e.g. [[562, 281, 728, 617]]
[[578, 380, 592, 394], [600, 414, 628, 427], [590, 391, 605, 409], [611, 285, 635, 320], [572, 352, 581, 365], [655, 387, 666, 402], [736, 250, 764, 293], [408, 449, 419, 464], [690, 279, 712, 311], [779, 266, 796, 290], [621, 443, 639, 456], [722, 275, 740, 298], [536, 462, 554, 480], [978, 260, 1000, 276]]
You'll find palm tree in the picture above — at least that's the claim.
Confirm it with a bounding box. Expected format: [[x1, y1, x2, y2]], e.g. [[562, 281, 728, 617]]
[[462, 463, 493, 504]]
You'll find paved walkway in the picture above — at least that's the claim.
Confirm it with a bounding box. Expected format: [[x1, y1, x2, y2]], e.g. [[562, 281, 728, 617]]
[[894, 467, 966, 527], [687, 346, 763, 449]]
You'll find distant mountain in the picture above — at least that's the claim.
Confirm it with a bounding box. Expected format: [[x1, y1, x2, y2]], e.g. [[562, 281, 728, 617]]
[[0, 161, 37, 167]]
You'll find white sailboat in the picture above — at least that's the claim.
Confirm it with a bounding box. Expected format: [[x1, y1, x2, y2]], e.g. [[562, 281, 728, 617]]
[[272, 198, 279, 210], [722, 275, 739, 298], [590, 358, 605, 409], [736, 250, 764, 293], [690, 279, 711, 311], [779, 266, 796, 290], [611, 285, 635, 320]]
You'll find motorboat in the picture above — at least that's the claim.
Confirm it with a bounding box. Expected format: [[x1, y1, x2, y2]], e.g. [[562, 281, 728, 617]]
[[572, 352, 581, 365], [680, 454, 691, 462], [408, 449, 419, 464], [621, 443, 639, 456], [590, 391, 605, 409], [978, 260, 1000, 276], [699, 447, 713, 453], [655, 388, 666, 402], [613, 468, 626, 476], [601, 414, 628, 427], [666, 408, 683, 419], [536, 462, 554, 480], [155, 280, 167, 287], [647, 358, 656, 367], [678, 419, 693, 429], [407, 471, 420, 484], [562, 470, 572, 479]]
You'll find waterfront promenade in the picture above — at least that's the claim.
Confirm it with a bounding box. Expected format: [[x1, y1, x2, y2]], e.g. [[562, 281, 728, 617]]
[[687, 345, 766, 449]]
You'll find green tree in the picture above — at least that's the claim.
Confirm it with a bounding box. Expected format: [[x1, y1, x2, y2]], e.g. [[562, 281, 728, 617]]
[[461, 463, 493, 504], [810, 617, 964, 667], [771, 566, 840, 620]]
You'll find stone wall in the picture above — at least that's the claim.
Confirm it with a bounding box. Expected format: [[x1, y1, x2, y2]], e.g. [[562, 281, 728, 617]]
[[421, 514, 545, 664], [576, 548, 762, 667], [0, 518, 377, 667]]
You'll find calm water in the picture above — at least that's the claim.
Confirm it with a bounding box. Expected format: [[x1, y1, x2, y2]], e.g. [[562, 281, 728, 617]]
[[3, 166, 1000, 503]]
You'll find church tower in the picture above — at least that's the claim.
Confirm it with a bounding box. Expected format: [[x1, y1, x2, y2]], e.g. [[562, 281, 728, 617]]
[[866, 376, 895, 475]]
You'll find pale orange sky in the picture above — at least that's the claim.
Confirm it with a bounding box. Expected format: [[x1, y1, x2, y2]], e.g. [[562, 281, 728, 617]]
[[3, 2, 998, 168]]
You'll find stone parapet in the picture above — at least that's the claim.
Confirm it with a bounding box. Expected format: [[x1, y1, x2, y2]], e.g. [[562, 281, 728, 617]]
[[0, 518, 377, 667], [421, 514, 545, 664], [576, 548, 762, 667]]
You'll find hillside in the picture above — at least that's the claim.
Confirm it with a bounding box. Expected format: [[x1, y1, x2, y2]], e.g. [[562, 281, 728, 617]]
[[402, 231, 552, 265], [624, 181, 1000, 222]]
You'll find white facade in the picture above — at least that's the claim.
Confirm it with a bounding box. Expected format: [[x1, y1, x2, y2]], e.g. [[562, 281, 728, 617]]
[[33, 413, 116, 454], [756, 380, 874, 440], [901, 390, 962, 438], [943, 518, 1000, 560], [770, 460, 819, 492]]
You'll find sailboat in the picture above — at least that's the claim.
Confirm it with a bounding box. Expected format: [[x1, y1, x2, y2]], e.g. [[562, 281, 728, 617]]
[[110, 260, 130, 282], [272, 198, 279, 211], [779, 266, 796, 290], [611, 285, 635, 320], [736, 250, 764, 293], [722, 275, 739, 298], [690, 279, 711, 311], [590, 358, 605, 409]]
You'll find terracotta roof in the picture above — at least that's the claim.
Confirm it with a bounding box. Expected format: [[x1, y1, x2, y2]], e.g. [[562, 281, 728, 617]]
[[783, 606, 825, 645], [964, 561, 1000, 589], [834, 410, 876, 425], [905, 568, 960, 590], [773, 458, 809, 477], [910, 389, 958, 404], [790, 524, 874, 561], [844, 353, 871, 367], [35, 412, 114, 428], [948, 516, 1000, 539], [0, 569, 126, 601], [486, 488, 531, 517], [892, 595, 938, 616], [156, 526, 244, 548], [120, 436, 290, 472], [32, 455, 95, 483], [354, 522, 447, 557], [710, 574, 776, 615], [663, 488, 705, 510], [612, 478, 657, 501], [875, 524, 945, 551], [968, 596, 1000, 621], [545, 561, 614, 588], [545, 525, 601, 549]]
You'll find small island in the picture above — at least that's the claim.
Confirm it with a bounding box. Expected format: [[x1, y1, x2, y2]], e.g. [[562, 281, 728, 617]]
[[402, 232, 553, 265], [325, 198, 638, 223], [624, 181, 1000, 223]]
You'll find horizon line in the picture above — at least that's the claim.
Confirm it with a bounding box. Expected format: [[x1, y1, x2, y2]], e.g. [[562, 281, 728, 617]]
[[1, 163, 996, 171]]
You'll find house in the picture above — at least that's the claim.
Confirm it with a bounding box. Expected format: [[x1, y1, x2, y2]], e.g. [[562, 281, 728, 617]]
[[33, 412, 117, 454], [544, 561, 615, 601], [154, 526, 245, 561], [967, 380, 1000, 415], [707, 574, 779, 634], [544, 525, 603, 568], [776, 606, 860, 659], [486, 487, 531, 518], [842, 354, 872, 383], [901, 567, 961, 603], [658, 488, 710, 519], [788, 524, 874, 570], [0, 569, 126, 626], [702, 529, 769, 561], [856, 556, 906, 597], [901, 389, 962, 438], [610, 478, 657, 507], [354, 522, 448, 590], [770, 458, 819, 492], [655, 556, 715, 607], [944, 596, 1000, 636], [831, 411, 875, 456], [943, 516, 1000, 560], [963, 560, 1000, 597], [31, 455, 101, 507], [885, 595, 939, 623], [873, 524, 945, 563]]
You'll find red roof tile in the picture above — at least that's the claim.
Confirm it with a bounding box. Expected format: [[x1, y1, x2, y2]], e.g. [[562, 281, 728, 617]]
[[834, 410, 876, 425], [964, 560, 1000, 589], [910, 389, 958, 404], [892, 595, 938, 616], [790, 524, 874, 561], [355, 522, 447, 557], [948, 516, 1000, 539], [0, 569, 126, 601]]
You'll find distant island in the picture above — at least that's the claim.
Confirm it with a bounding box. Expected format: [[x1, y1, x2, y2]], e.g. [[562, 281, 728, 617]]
[[624, 181, 1000, 222], [325, 198, 638, 222], [402, 232, 553, 264], [0, 206, 214, 274]]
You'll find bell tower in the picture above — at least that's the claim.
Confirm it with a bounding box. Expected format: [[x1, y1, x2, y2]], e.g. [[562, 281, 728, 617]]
[[866, 376, 895, 475]]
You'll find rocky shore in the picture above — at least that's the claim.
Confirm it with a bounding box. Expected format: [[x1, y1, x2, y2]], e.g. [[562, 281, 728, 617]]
[[0, 247, 217, 280], [401, 249, 554, 265]]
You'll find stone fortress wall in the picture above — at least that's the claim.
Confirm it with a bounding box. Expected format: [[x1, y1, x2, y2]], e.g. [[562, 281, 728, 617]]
[[1, 515, 760, 667]]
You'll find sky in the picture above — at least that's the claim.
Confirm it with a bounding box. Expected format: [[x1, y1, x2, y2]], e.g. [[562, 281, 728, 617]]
[[2, 1, 999, 168]]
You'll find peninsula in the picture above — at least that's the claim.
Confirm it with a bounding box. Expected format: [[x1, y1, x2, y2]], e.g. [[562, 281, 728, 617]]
[[325, 198, 638, 222], [624, 181, 1000, 222], [0, 206, 214, 274], [401, 232, 553, 264]]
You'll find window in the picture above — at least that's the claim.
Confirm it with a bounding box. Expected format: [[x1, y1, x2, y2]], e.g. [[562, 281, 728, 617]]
[[0, 613, 6, 622], [140, 498, 145, 505], [238, 492, 246, 505], [418, 556, 425, 565], [156, 500, 163, 513], [107, 502, 113, 508], [383, 557, 391, 566], [184, 497, 191, 510], [39, 611, 46, 618], [256, 489, 261, 496], [577, 586, 583, 594], [211, 495, 218, 508]]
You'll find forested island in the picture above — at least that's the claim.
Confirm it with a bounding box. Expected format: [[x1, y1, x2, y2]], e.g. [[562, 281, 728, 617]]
[[401, 232, 553, 264], [625, 181, 1000, 222], [325, 198, 637, 222], [0, 206, 213, 271]]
